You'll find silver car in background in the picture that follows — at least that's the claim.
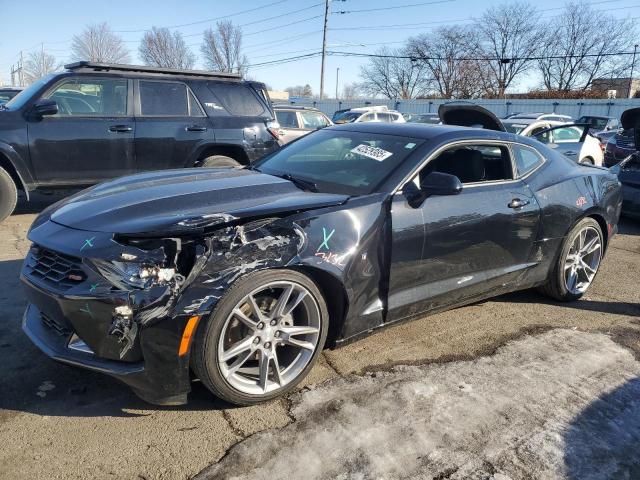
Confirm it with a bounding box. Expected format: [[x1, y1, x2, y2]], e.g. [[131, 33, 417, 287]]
[[273, 105, 333, 144]]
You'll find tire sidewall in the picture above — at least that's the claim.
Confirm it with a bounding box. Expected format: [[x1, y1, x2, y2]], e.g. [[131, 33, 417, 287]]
[[0, 167, 18, 222], [194, 269, 329, 405], [554, 217, 603, 300], [200, 155, 241, 168]]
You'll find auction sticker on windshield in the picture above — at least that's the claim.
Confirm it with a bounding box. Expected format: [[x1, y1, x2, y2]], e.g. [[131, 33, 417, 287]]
[[351, 144, 393, 161]]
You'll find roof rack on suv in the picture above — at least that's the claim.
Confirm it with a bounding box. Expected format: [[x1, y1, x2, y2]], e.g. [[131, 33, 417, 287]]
[[64, 61, 242, 79]]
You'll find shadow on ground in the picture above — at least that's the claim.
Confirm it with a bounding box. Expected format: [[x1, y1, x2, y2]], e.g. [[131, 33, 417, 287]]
[[564, 378, 640, 479]]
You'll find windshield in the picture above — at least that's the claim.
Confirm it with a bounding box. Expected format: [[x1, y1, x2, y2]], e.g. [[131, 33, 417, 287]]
[[254, 129, 423, 195], [504, 123, 528, 134], [0, 90, 19, 105], [4, 74, 54, 110]]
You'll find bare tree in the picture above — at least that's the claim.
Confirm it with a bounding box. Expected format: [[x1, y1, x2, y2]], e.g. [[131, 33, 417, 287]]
[[359, 47, 429, 99], [23, 50, 58, 84], [71, 23, 130, 63], [537, 2, 637, 91], [139, 27, 195, 69], [475, 1, 542, 97], [201, 20, 248, 75], [285, 84, 313, 97], [407, 26, 485, 98], [342, 82, 361, 99]]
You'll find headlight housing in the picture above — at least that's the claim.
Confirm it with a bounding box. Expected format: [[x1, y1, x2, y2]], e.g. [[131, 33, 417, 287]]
[[92, 259, 178, 290]]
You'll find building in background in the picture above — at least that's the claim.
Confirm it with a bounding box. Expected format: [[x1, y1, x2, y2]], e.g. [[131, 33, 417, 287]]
[[592, 78, 640, 98]]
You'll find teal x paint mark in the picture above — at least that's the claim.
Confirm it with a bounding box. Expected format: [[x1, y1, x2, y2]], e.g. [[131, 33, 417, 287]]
[[317, 227, 335, 251], [80, 236, 96, 252], [79, 303, 93, 318], [89, 283, 99, 293]]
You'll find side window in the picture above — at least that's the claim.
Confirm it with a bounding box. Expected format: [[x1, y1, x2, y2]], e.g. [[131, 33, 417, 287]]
[[377, 112, 392, 123], [207, 82, 267, 116], [512, 145, 544, 177], [300, 111, 329, 129], [46, 78, 127, 116], [361, 113, 376, 122], [420, 144, 513, 184], [553, 126, 582, 143], [139, 81, 189, 116], [275, 110, 299, 128]]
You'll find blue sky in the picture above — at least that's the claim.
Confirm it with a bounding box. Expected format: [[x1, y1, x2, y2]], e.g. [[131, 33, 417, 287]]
[[1, 0, 638, 94]]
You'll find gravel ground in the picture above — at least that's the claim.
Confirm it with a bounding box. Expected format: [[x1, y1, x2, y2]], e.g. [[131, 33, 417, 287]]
[[0, 192, 639, 479]]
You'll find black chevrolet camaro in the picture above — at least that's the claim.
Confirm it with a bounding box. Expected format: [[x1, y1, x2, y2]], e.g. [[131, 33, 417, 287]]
[[21, 106, 622, 406]]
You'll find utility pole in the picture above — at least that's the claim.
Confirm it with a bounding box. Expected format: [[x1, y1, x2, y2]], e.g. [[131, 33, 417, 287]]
[[629, 44, 638, 99], [19, 51, 24, 86], [335, 67, 339, 99], [319, 0, 330, 99]]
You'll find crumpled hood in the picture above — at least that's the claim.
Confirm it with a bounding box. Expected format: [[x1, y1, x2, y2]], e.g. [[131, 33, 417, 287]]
[[49, 168, 349, 234]]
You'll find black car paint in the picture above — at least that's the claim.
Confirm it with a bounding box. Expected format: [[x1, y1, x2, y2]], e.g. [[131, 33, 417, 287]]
[[21, 123, 622, 405], [0, 70, 279, 195]]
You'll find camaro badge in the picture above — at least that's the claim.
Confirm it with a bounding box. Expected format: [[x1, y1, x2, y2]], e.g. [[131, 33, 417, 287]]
[[576, 196, 587, 207]]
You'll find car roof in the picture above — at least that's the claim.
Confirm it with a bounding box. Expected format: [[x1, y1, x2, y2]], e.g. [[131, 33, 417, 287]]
[[326, 121, 519, 142], [0, 86, 23, 91], [273, 105, 322, 111]]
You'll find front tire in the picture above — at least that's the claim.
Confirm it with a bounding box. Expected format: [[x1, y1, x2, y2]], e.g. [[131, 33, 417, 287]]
[[0, 167, 18, 222], [193, 269, 329, 405], [199, 155, 241, 168], [540, 217, 603, 301]]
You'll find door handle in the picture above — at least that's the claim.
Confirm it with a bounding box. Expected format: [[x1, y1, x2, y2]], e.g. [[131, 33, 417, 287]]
[[508, 198, 530, 209], [108, 125, 132, 133], [186, 125, 207, 132]]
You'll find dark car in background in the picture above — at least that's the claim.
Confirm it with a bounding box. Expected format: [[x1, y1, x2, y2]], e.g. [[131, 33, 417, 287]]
[[604, 128, 636, 167], [611, 107, 640, 219], [576, 115, 619, 131], [0, 62, 280, 222], [0, 87, 23, 105]]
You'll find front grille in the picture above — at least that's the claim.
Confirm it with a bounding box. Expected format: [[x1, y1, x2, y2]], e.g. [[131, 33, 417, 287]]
[[25, 245, 85, 290], [40, 312, 72, 336], [617, 130, 636, 150]]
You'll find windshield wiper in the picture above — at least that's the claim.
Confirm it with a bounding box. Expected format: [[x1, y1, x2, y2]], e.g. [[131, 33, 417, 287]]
[[277, 173, 318, 192]]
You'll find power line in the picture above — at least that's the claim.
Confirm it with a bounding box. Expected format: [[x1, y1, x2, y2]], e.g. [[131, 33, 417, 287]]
[[334, 0, 455, 14], [113, 0, 291, 33]]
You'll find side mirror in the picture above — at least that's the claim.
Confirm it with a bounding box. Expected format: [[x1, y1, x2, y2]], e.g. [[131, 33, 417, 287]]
[[32, 99, 58, 117], [403, 172, 462, 208]]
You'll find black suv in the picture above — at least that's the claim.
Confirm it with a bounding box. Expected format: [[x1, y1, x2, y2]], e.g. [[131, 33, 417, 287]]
[[0, 62, 280, 221]]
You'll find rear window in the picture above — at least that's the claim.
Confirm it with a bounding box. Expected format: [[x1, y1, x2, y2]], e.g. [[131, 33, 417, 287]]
[[207, 82, 267, 117], [504, 123, 528, 134]]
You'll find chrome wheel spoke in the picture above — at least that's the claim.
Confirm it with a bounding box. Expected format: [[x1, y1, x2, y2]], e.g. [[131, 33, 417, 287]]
[[567, 267, 578, 291], [232, 308, 258, 330], [581, 237, 599, 256], [283, 337, 315, 351], [226, 349, 254, 376], [222, 336, 254, 362], [258, 350, 270, 392], [564, 226, 602, 294], [247, 294, 267, 323], [271, 284, 294, 319], [283, 290, 308, 317], [271, 349, 283, 386], [281, 325, 319, 336]]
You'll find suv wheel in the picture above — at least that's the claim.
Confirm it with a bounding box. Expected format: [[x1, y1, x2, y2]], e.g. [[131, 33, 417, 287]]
[[199, 155, 241, 168], [0, 167, 18, 222]]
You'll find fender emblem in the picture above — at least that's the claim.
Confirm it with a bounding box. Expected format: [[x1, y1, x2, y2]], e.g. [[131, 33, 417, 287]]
[[576, 196, 587, 207]]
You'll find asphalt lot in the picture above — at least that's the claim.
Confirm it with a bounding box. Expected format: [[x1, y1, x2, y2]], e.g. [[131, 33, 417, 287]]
[[0, 192, 639, 480]]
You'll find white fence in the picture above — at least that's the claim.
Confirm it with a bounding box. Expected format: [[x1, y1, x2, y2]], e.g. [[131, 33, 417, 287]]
[[281, 98, 640, 119]]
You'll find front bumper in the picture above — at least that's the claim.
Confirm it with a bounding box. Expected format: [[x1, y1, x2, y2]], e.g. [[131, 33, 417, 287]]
[[22, 302, 191, 405]]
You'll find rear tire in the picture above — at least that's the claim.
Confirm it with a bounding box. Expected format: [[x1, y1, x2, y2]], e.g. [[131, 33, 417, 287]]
[[193, 269, 329, 406], [199, 155, 241, 168], [0, 167, 18, 222], [539, 217, 603, 301], [579, 157, 594, 165]]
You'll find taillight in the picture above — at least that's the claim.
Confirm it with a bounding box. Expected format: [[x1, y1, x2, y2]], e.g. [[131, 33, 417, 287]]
[[267, 120, 281, 141]]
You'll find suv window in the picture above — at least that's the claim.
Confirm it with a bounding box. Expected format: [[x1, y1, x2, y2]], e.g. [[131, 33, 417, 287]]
[[421, 144, 513, 184], [140, 81, 199, 116], [552, 126, 582, 142], [299, 111, 329, 129], [207, 82, 267, 116], [512, 144, 544, 177], [47, 78, 127, 116], [275, 110, 299, 128]]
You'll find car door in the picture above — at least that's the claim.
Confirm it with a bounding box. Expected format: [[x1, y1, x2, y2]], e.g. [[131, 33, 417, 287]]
[[27, 76, 135, 184], [386, 141, 541, 322], [134, 79, 211, 171], [274, 110, 304, 144], [533, 124, 587, 163]]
